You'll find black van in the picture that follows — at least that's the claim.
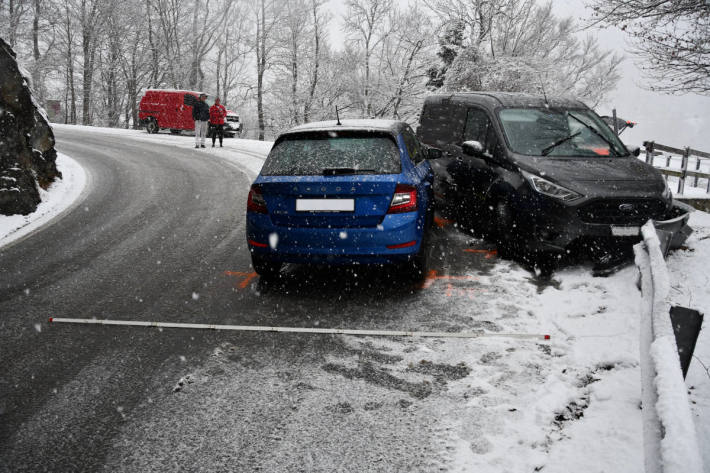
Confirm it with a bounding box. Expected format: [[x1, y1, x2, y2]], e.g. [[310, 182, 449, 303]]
[[416, 92, 690, 258]]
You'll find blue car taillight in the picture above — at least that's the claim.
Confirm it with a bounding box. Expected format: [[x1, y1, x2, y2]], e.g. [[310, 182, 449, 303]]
[[388, 184, 417, 214], [247, 185, 268, 213]]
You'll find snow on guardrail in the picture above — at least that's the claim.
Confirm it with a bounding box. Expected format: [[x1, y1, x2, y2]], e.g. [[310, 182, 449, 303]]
[[634, 221, 703, 473]]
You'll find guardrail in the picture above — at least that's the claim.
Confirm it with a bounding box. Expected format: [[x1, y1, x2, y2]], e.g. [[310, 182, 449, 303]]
[[643, 141, 710, 195], [634, 222, 703, 473]]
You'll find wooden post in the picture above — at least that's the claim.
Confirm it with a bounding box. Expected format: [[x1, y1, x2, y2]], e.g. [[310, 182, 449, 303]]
[[678, 147, 689, 195], [644, 141, 654, 165], [612, 108, 619, 135], [694, 156, 701, 187]]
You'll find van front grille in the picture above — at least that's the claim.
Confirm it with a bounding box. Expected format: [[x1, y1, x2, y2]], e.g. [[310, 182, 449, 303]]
[[578, 199, 667, 224]]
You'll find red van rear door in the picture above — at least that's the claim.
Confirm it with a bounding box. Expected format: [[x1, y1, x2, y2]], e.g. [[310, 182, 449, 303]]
[[181, 93, 197, 131]]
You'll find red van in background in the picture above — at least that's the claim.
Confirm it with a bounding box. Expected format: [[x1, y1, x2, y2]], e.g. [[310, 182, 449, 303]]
[[138, 89, 242, 136]]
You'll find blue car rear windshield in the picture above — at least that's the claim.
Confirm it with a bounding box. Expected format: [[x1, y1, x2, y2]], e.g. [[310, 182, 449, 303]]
[[261, 131, 401, 176]]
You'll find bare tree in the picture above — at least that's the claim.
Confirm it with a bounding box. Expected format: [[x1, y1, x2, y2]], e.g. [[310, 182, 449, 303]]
[[253, 0, 280, 140], [1, 0, 32, 48], [58, 0, 77, 123], [77, 0, 106, 124], [154, 0, 186, 88], [187, 0, 231, 90], [371, 4, 434, 120], [213, 1, 251, 107], [302, 0, 328, 123], [343, 0, 393, 117], [585, 0, 710, 95]]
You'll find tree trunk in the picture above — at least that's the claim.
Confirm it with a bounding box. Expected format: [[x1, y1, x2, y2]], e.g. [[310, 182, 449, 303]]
[[303, 0, 320, 123], [146, 0, 160, 87], [256, 0, 266, 141], [32, 0, 43, 101], [392, 40, 422, 119]]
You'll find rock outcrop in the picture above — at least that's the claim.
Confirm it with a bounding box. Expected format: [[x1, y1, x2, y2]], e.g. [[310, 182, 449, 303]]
[[0, 37, 61, 216]]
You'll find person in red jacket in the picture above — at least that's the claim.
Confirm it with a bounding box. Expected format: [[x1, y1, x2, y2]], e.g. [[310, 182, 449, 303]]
[[209, 97, 227, 147]]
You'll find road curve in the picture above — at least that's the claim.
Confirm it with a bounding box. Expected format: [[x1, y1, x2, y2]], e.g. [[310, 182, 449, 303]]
[[1, 127, 491, 472]]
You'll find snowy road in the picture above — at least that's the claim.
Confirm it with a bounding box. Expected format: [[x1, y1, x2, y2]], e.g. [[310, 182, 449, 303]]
[[1, 126, 707, 472]]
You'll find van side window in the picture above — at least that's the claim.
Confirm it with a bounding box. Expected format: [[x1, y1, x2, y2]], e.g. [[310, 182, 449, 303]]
[[463, 108, 490, 147], [418, 102, 467, 147], [485, 122, 503, 158], [402, 127, 423, 164]]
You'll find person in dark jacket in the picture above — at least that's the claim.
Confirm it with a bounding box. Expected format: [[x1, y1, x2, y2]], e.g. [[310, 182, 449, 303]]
[[209, 97, 227, 147], [192, 93, 210, 148]]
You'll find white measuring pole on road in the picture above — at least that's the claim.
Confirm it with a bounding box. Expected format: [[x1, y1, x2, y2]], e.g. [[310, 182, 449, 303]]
[[48, 317, 551, 341]]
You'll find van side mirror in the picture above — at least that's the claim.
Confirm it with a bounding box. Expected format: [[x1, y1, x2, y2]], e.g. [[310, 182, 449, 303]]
[[462, 140, 484, 157], [627, 145, 641, 157], [427, 147, 443, 160]]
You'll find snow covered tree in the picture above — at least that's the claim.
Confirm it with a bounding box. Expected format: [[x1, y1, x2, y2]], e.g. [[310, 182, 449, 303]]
[[426, 19, 465, 89], [427, 0, 621, 107], [585, 0, 710, 95]]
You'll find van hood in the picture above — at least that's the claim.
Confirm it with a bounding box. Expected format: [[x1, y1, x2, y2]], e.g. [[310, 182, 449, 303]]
[[516, 156, 666, 196]]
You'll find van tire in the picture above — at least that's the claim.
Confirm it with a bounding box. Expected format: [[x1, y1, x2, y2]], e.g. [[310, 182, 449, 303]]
[[492, 197, 518, 258], [146, 119, 159, 134]]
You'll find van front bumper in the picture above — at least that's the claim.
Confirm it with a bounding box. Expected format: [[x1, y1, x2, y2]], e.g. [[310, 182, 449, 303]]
[[527, 200, 692, 253]]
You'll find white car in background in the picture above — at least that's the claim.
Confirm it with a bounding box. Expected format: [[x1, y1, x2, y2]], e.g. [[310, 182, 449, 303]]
[[224, 110, 241, 137]]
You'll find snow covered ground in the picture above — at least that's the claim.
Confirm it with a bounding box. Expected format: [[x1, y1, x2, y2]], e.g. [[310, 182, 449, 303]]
[[0, 153, 86, 248], [6, 124, 709, 471]]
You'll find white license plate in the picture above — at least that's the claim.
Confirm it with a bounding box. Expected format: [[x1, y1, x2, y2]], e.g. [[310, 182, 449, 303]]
[[611, 225, 640, 237], [296, 199, 354, 212]]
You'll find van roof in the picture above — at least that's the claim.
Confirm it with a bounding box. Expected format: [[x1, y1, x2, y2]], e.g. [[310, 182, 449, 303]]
[[424, 92, 588, 110], [145, 89, 209, 96]]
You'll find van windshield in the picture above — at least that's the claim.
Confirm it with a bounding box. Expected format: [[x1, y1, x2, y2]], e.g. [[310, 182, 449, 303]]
[[261, 131, 401, 176], [498, 108, 629, 157]]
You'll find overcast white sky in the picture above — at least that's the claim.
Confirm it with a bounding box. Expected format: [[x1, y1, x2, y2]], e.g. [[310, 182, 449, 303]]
[[326, 0, 710, 150]]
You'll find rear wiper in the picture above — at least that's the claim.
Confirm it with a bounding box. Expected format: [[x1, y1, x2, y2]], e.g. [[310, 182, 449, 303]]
[[568, 112, 622, 157], [541, 131, 581, 156], [322, 168, 377, 175]]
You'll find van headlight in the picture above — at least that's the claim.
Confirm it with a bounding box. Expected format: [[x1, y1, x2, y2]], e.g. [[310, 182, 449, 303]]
[[521, 170, 582, 202]]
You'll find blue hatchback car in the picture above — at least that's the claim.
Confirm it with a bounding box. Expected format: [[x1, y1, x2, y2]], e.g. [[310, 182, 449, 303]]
[[246, 119, 440, 278]]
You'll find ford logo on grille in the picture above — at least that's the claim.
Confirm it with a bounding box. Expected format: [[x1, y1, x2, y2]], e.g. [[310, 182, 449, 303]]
[[618, 203, 636, 212]]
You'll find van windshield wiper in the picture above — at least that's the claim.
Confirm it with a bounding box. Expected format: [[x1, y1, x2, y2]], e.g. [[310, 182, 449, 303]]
[[567, 112, 623, 157], [322, 168, 377, 175], [541, 132, 581, 156]]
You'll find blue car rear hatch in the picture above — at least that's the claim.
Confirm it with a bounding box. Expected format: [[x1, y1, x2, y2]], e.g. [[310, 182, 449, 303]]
[[259, 175, 398, 228]]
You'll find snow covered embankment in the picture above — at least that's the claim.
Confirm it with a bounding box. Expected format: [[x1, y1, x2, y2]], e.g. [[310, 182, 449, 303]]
[[0, 153, 86, 249], [634, 222, 703, 473]]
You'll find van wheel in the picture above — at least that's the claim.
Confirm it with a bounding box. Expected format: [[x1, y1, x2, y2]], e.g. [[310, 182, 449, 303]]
[[146, 119, 159, 134], [252, 256, 282, 279]]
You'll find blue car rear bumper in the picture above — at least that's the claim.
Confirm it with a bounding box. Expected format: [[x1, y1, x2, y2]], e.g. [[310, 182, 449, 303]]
[[246, 212, 423, 265]]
